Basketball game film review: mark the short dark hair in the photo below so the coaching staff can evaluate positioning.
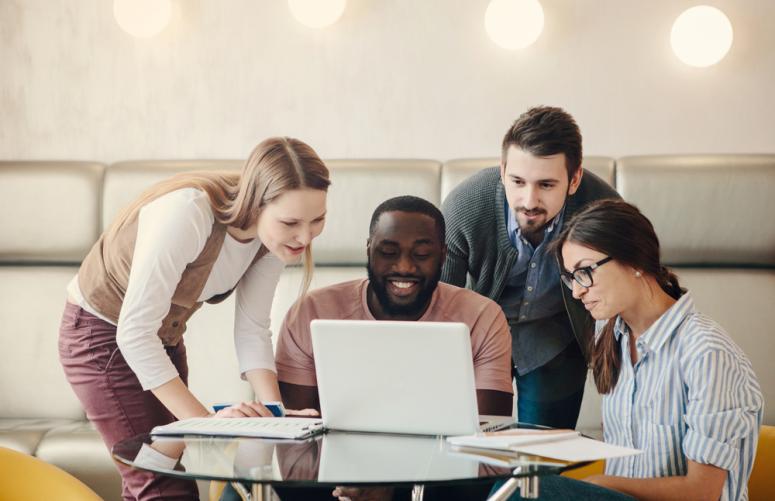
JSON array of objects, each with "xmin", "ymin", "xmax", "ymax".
[
  {"xmin": 501, "ymin": 106, "xmax": 583, "ymax": 179},
  {"xmin": 369, "ymin": 196, "xmax": 445, "ymax": 243}
]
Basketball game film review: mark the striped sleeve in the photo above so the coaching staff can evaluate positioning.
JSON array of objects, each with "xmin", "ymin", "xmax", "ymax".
[{"xmin": 682, "ymin": 343, "xmax": 763, "ymax": 472}]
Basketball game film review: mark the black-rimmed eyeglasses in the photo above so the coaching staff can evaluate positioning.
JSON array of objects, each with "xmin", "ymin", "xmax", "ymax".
[{"xmin": 560, "ymin": 256, "xmax": 613, "ymax": 290}]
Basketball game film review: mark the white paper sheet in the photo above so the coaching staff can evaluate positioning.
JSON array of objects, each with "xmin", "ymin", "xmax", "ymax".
[{"xmin": 517, "ymin": 436, "xmax": 641, "ymax": 462}]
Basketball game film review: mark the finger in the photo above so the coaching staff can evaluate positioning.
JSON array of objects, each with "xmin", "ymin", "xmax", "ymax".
[
  {"xmin": 217, "ymin": 407, "xmax": 249, "ymax": 418},
  {"xmin": 245, "ymin": 401, "xmax": 274, "ymax": 417},
  {"xmin": 232, "ymin": 402, "xmax": 261, "ymax": 418}
]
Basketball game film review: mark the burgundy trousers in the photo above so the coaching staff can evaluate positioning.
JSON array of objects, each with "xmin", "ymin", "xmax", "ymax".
[{"xmin": 58, "ymin": 302, "xmax": 199, "ymax": 501}]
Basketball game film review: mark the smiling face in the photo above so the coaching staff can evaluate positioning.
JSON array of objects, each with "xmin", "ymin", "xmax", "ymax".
[
  {"xmin": 255, "ymin": 188, "xmax": 327, "ymax": 264},
  {"xmin": 560, "ymin": 240, "xmax": 641, "ymax": 321},
  {"xmin": 366, "ymin": 211, "xmax": 446, "ymax": 320},
  {"xmin": 501, "ymin": 146, "xmax": 582, "ymax": 240}
]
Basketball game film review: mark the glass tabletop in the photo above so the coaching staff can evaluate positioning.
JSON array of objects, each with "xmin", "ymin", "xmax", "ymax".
[{"xmin": 112, "ymin": 422, "xmax": 588, "ymax": 488}]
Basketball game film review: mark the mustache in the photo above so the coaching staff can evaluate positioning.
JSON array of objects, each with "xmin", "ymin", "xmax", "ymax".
[
  {"xmin": 515, "ymin": 207, "xmax": 546, "ymax": 216},
  {"xmin": 385, "ymin": 275, "xmax": 422, "ymax": 282}
]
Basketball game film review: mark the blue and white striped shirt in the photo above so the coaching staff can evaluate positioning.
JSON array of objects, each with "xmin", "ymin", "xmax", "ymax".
[{"xmin": 600, "ymin": 292, "xmax": 763, "ymax": 501}]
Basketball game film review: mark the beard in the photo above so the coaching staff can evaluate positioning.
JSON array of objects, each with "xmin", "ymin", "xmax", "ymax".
[
  {"xmin": 367, "ymin": 261, "xmax": 441, "ymax": 318},
  {"xmin": 514, "ymin": 207, "xmax": 548, "ymax": 239}
]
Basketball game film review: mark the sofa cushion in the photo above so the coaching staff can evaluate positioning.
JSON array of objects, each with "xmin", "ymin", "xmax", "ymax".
[
  {"xmin": 0, "ymin": 418, "xmax": 77, "ymax": 455},
  {"xmin": 102, "ymin": 160, "xmax": 243, "ymax": 231},
  {"xmin": 616, "ymin": 155, "xmax": 775, "ymax": 265},
  {"xmin": 312, "ymin": 160, "xmax": 442, "ymax": 265},
  {"xmin": 0, "ymin": 267, "xmax": 85, "ymax": 420},
  {"xmin": 36, "ymin": 421, "xmax": 122, "ymax": 501},
  {"xmin": 0, "ymin": 162, "xmax": 104, "ymax": 263}
]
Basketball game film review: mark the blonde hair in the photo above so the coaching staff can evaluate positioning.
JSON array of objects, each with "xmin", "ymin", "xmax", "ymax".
[{"xmin": 109, "ymin": 136, "xmax": 330, "ymax": 296}]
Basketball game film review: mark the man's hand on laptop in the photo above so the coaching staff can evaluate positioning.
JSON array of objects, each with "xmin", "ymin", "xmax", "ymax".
[
  {"xmin": 332, "ymin": 486, "xmax": 393, "ymax": 501},
  {"xmin": 213, "ymin": 401, "xmax": 274, "ymax": 418}
]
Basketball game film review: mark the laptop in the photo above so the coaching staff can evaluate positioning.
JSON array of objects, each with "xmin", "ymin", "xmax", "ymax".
[
  {"xmin": 311, "ymin": 319, "xmax": 512, "ymax": 436},
  {"xmin": 318, "ymin": 432, "xmax": 478, "ymax": 482}
]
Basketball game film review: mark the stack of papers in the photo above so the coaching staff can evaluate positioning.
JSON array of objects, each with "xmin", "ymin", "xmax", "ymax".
[
  {"xmin": 151, "ymin": 417, "xmax": 325, "ymax": 440},
  {"xmin": 446, "ymin": 428, "xmax": 640, "ymax": 462}
]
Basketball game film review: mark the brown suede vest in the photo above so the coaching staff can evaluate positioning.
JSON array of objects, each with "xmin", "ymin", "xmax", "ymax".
[{"xmin": 78, "ymin": 208, "xmax": 267, "ymax": 346}]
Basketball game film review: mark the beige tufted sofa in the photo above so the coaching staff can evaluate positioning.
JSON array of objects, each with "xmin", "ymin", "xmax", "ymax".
[{"xmin": 1, "ymin": 156, "xmax": 773, "ymax": 500}]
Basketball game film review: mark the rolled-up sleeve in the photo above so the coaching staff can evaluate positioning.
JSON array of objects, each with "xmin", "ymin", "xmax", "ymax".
[{"xmin": 682, "ymin": 348, "xmax": 763, "ymax": 471}]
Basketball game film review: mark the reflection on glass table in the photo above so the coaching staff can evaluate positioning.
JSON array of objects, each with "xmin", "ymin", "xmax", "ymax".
[{"xmin": 112, "ymin": 423, "xmax": 588, "ymax": 500}]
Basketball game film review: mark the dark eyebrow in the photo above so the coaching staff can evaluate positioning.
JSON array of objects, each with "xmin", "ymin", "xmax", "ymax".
[
  {"xmin": 571, "ymin": 259, "xmax": 594, "ymax": 269},
  {"xmin": 508, "ymin": 175, "xmax": 560, "ymax": 184}
]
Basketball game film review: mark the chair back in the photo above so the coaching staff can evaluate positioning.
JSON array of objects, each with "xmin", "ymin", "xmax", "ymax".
[{"xmin": 0, "ymin": 446, "xmax": 103, "ymax": 501}]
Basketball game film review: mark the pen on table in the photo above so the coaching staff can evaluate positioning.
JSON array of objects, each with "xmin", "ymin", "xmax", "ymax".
[{"xmin": 212, "ymin": 401, "xmax": 286, "ymax": 417}]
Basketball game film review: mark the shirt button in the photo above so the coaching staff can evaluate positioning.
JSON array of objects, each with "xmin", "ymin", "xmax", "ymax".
[
  {"xmin": 530, "ymin": 263, "xmax": 537, "ymax": 268},
  {"xmin": 527, "ymin": 286, "xmax": 534, "ymax": 292}
]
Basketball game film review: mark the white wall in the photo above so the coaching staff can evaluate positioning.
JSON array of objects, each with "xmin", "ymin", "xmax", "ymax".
[{"xmin": 1, "ymin": 0, "xmax": 774, "ymax": 163}]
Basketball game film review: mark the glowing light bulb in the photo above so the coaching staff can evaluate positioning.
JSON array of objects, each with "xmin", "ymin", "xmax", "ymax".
[
  {"xmin": 113, "ymin": 0, "xmax": 172, "ymax": 38},
  {"xmin": 671, "ymin": 6, "xmax": 733, "ymax": 67},
  {"xmin": 288, "ymin": 0, "xmax": 346, "ymax": 29},
  {"xmin": 485, "ymin": 0, "xmax": 544, "ymax": 50}
]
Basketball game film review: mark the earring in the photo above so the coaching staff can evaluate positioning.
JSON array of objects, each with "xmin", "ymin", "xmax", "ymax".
[{"xmin": 635, "ymin": 271, "xmax": 642, "ymax": 277}]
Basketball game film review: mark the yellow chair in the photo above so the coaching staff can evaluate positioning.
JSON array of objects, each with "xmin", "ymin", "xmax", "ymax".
[
  {"xmin": 561, "ymin": 459, "xmax": 605, "ymax": 480},
  {"xmin": 750, "ymin": 425, "xmax": 775, "ymax": 501},
  {"xmin": 0, "ymin": 446, "xmax": 102, "ymax": 501}
]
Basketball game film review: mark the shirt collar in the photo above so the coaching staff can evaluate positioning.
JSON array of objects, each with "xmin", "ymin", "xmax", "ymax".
[{"xmin": 612, "ymin": 291, "xmax": 694, "ymax": 353}]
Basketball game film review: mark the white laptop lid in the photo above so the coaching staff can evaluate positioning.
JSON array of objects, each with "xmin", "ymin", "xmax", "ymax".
[{"xmin": 311, "ymin": 319, "xmax": 480, "ymax": 436}]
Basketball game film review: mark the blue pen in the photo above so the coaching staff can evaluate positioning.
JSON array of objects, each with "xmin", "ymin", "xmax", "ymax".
[{"xmin": 212, "ymin": 401, "xmax": 286, "ymax": 417}]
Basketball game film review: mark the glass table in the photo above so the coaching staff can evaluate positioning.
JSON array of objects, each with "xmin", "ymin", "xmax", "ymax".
[{"xmin": 112, "ymin": 423, "xmax": 588, "ymax": 500}]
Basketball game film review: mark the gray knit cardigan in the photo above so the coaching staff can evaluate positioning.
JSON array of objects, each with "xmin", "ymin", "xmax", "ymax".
[{"xmin": 440, "ymin": 166, "xmax": 620, "ymax": 361}]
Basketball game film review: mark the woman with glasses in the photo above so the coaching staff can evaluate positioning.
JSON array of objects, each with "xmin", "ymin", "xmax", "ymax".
[{"xmin": 494, "ymin": 199, "xmax": 762, "ymax": 500}]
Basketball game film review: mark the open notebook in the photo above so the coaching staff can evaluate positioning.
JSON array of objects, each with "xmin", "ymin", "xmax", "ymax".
[
  {"xmin": 151, "ymin": 417, "xmax": 325, "ymax": 440},
  {"xmin": 447, "ymin": 428, "xmax": 641, "ymax": 462}
]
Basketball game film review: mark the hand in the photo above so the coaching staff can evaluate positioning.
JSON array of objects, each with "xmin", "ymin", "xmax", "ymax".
[
  {"xmin": 213, "ymin": 401, "xmax": 274, "ymax": 418},
  {"xmin": 331, "ymin": 486, "xmax": 393, "ymax": 501},
  {"xmin": 285, "ymin": 408, "xmax": 320, "ymax": 417}
]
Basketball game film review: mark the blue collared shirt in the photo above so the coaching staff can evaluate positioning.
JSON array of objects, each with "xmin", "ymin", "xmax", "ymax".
[
  {"xmin": 498, "ymin": 202, "xmax": 572, "ymax": 375},
  {"xmin": 601, "ymin": 292, "xmax": 763, "ymax": 501}
]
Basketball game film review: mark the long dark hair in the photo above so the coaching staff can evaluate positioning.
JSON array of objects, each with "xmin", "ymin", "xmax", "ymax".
[{"xmin": 552, "ymin": 199, "xmax": 682, "ymax": 394}]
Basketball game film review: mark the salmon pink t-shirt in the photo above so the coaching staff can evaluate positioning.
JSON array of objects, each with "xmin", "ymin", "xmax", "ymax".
[{"xmin": 275, "ymin": 279, "xmax": 513, "ymax": 394}]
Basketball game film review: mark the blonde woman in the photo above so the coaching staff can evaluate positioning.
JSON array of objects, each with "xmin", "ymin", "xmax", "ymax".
[{"xmin": 59, "ymin": 137, "xmax": 330, "ymax": 499}]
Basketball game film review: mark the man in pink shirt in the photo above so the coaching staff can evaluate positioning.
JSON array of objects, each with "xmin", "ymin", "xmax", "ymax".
[{"xmin": 275, "ymin": 195, "xmax": 514, "ymax": 416}]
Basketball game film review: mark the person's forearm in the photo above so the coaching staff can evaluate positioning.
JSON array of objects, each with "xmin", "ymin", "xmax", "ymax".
[
  {"xmin": 245, "ymin": 368, "xmax": 282, "ymax": 402},
  {"xmin": 151, "ymin": 376, "xmax": 211, "ymax": 419},
  {"xmin": 587, "ymin": 474, "xmax": 720, "ymax": 501}
]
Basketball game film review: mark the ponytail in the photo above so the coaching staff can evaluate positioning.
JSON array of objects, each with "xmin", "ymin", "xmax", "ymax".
[{"xmin": 658, "ymin": 265, "xmax": 682, "ymax": 299}]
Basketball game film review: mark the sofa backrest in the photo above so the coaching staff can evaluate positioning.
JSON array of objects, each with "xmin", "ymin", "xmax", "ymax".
[
  {"xmin": 1, "ymin": 156, "xmax": 772, "ymax": 426},
  {"xmin": 0, "ymin": 162, "xmax": 104, "ymax": 419}
]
